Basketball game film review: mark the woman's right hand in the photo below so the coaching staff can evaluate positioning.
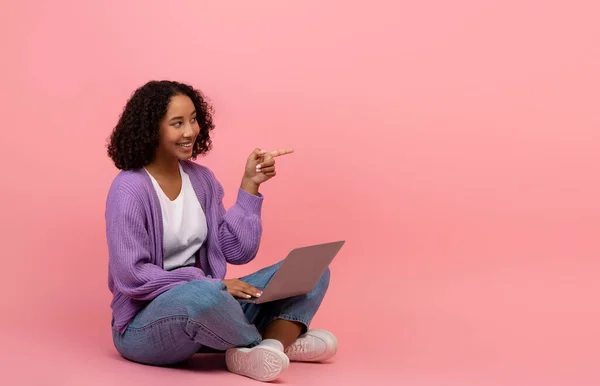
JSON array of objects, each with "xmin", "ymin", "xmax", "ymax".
[{"xmin": 221, "ymin": 278, "xmax": 263, "ymax": 299}]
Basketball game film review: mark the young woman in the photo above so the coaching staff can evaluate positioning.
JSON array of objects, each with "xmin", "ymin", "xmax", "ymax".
[{"xmin": 105, "ymin": 80, "xmax": 336, "ymax": 382}]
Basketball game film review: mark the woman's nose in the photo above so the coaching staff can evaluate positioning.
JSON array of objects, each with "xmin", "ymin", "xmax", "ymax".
[{"xmin": 183, "ymin": 123, "xmax": 194, "ymax": 137}]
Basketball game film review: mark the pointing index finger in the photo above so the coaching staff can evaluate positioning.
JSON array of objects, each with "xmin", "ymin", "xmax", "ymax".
[{"xmin": 269, "ymin": 148, "xmax": 294, "ymax": 158}]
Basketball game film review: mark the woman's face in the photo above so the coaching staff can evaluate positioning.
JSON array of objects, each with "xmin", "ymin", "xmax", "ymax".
[{"xmin": 155, "ymin": 94, "xmax": 200, "ymax": 162}]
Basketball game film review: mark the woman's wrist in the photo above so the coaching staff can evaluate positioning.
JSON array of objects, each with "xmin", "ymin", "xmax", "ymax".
[{"xmin": 240, "ymin": 177, "xmax": 260, "ymax": 196}]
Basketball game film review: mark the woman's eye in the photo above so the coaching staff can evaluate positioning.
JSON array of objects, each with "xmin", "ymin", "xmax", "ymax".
[
  {"xmin": 191, "ymin": 117, "xmax": 197, "ymax": 124},
  {"xmin": 173, "ymin": 122, "xmax": 182, "ymax": 127}
]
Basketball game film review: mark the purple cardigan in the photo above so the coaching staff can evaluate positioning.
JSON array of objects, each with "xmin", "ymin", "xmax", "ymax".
[{"xmin": 105, "ymin": 160, "xmax": 263, "ymax": 333}]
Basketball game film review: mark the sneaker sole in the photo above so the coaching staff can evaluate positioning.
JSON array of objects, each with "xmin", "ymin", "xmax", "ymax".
[{"xmin": 226, "ymin": 345, "xmax": 289, "ymax": 382}]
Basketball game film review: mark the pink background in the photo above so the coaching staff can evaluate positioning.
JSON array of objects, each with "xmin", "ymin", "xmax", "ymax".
[{"xmin": 1, "ymin": 1, "xmax": 599, "ymax": 385}]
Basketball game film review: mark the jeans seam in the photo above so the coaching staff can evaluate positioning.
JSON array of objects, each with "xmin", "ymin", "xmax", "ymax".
[
  {"xmin": 126, "ymin": 316, "xmax": 239, "ymax": 347},
  {"xmin": 273, "ymin": 313, "xmax": 311, "ymax": 328},
  {"xmin": 187, "ymin": 319, "xmax": 237, "ymax": 347},
  {"xmin": 125, "ymin": 316, "xmax": 188, "ymax": 332}
]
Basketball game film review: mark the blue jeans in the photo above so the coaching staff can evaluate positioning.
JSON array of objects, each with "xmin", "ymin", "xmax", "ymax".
[{"xmin": 112, "ymin": 260, "xmax": 330, "ymax": 366}]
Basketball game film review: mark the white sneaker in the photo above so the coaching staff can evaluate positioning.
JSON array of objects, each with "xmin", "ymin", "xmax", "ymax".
[
  {"xmin": 225, "ymin": 343, "xmax": 290, "ymax": 382},
  {"xmin": 285, "ymin": 329, "xmax": 338, "ymax": 362}
]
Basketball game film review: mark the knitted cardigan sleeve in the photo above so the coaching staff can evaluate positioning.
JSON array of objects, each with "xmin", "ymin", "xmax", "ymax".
[
  {"xmin": 106, "ymin": 189, "xmax": 219, "ymax": 301},
  {"xmin": 205, "ymin": 168, "xmax": 264, "ymax": 265}
]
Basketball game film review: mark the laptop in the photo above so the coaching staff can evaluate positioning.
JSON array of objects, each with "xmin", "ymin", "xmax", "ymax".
[{"xmin": 238, "ymin": 240, "xmax": 345, "ymax": 304}]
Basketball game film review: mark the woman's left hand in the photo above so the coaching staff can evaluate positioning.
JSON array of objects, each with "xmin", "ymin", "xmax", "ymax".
[{"xmin": 242, "ymin": 148, "xmax": 294, "ymax": 188}]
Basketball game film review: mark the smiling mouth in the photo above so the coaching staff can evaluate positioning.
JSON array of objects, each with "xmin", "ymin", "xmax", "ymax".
[{"xmin": 177, "ymin": 143, "xmax": 192, "ymax": 148}]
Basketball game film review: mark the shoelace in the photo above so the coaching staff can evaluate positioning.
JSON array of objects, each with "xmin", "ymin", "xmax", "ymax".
[{"xmin": 287, "ymin": 337, "xmax": 310, "ymax": 354}]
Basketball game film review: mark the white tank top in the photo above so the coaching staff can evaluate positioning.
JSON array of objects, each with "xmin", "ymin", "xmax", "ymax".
[{"xmin": 145, "ymin": 163, "xmax": 208, "ymax": 271}]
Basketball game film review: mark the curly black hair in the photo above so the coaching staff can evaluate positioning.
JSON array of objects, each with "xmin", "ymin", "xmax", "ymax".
[{"xmin": 107, "ymin": 80, "xmax": 215, "ymax": 170}]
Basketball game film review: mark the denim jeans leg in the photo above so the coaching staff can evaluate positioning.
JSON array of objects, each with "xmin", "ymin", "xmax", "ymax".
[
  {"xmin": 112, "ymin": 280, "xmax": 262, "ymax": 366},
  {"xmin": 238, "ymin": 260, "xmax": 331, "ymax": 334}
]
